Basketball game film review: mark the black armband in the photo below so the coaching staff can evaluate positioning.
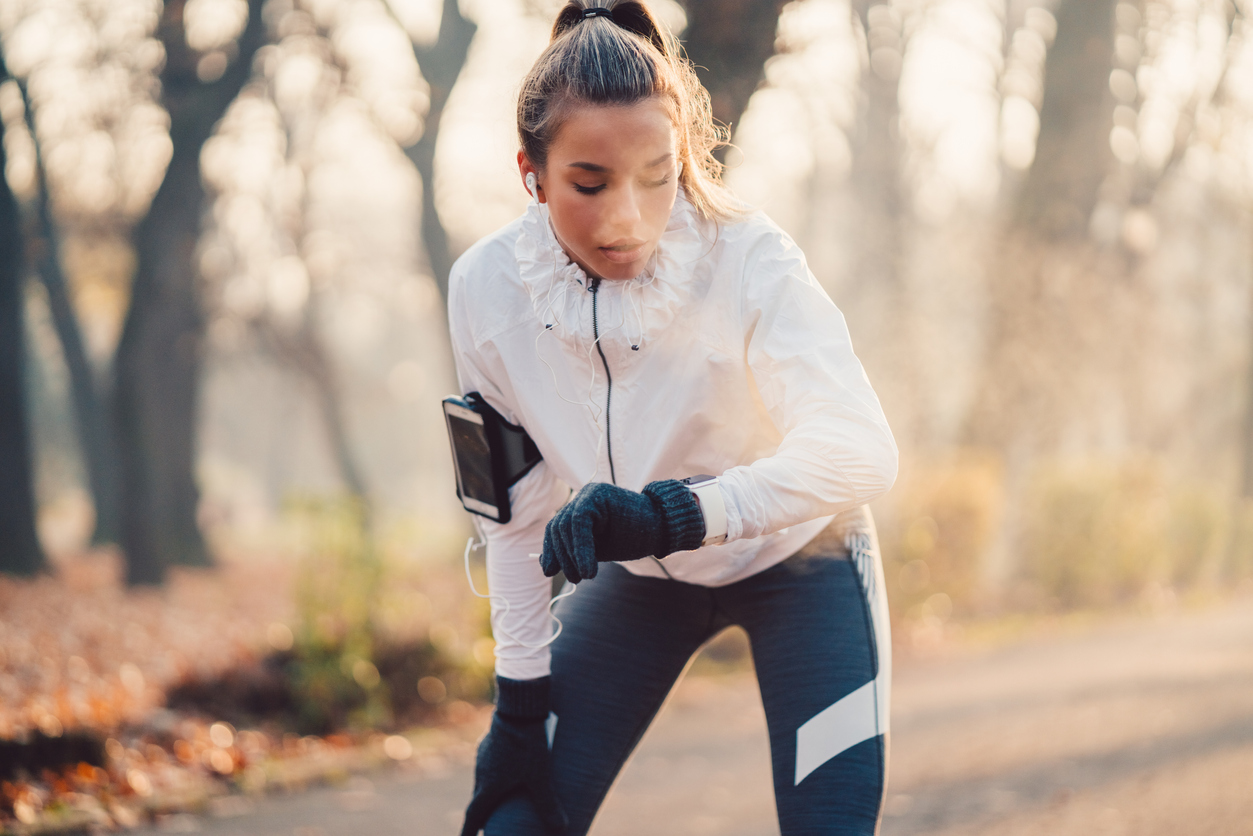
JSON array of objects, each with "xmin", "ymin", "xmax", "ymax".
[{"xmin": 442, "ymin": 392, "xmax": 542, "ymax": 524}]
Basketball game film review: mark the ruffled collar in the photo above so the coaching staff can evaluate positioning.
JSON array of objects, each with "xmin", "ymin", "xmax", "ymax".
[{"xmin": 514, "ymin": 189, "xmax": 710, "ymax": 351}]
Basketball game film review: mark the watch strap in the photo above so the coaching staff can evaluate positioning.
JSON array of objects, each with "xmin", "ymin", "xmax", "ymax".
[{"xmin": 681, "ymin": 475, "xmax": 728, "ymax": 546}]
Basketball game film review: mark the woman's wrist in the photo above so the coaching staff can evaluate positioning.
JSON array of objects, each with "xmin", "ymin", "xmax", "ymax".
[
  {"xmin": 495, "ymin": 674, "xmax": 551, "ymax": 721},
  {"xmin": 642, "ymin": 480, "xmax": 706, "ymax": 555}
]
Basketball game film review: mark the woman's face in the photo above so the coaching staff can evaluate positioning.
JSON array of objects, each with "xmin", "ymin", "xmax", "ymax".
[{"xmin": 519, "ymin": 97, "xmax": 680, "ymax": 282}]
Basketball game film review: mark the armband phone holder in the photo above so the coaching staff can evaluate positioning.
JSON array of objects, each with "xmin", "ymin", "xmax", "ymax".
[{"xmin": 442, "ymin": 393, "xmax": 542, "ymax": 523}]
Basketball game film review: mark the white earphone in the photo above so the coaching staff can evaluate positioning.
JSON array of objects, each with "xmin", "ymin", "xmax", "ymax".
[{"xmin": 463, "ymin": 526, "xmax": 576, "ymax": 650}]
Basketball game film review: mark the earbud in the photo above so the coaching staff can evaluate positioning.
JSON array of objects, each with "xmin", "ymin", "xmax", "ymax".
[
  {"xmin": 525, "ymin": 172, "xmax": 538, "ymax": 202},
  {"xmin": 677, "ymin": 160, "xmax": 684, "ymax": 177}
]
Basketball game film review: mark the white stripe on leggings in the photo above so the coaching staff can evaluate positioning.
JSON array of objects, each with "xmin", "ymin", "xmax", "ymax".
[
  {"xmin": 794, "ymin": 673, "xmax": 885, "ymax": 785},
  {"xmin": 795, "ymin": 511, "xmax": 892, "ymax": 786}
]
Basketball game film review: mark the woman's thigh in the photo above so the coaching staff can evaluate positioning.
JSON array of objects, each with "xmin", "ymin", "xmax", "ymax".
[
  {"xmin": 720, "ymin": 508, "xmax": 892, "ymax": 835},
  {"xmin": 485, "ymin": 564, "xmax": 717, "ymax": 836}
]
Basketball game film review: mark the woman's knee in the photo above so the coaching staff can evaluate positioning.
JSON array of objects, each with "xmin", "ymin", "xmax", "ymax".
[{"xmin": 776, "ymin": 734, "xmax": 886, "ymax": 835}]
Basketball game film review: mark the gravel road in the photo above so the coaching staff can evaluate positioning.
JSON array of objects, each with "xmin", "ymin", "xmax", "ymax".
[{"xmin": 143, "ymin": 596, "xmax": 1253, "ymax": 835}]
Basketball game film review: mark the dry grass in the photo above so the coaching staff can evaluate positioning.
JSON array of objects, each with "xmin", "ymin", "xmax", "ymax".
[
  {"xmin": 0, "ymin": 543, "xmax": 491, "ymax": 832},
  {"xmin": 0, "ymin": 549, "xmax": 294, "ymax": 742}
]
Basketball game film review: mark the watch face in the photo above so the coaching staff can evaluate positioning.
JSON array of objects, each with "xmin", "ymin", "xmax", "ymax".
[{"xmin": 682, "ymin": 474, "xmax": 717, "ymax": 486}]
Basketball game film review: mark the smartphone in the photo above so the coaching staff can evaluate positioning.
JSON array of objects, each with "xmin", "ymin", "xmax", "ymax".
[{"xmin": 443, "ymin": 398, "xmax": 511, "ymax": 522}]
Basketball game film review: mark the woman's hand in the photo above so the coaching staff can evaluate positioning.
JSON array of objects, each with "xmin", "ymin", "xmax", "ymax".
[
  {"xmin": 461, "ymin": 676, "xmax": 566, "ymax": 835},
  {"xmin": 540, "ymin": 480, "xmax": 705, "ymax": 582}
]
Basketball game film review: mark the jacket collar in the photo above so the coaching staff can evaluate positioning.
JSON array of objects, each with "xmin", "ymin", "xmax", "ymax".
[{"xmin": 514, "ymin": 189, "xmax": 710, "ymax": 350}]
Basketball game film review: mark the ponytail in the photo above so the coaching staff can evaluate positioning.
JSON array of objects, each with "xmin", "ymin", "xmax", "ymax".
[
  {"xmin": 518, "ymin": 0, "xmax": 742, "ymax": 223},
  {"xmin": 551, "ymin": 2, "xmax": 670, "ymax": 55}
]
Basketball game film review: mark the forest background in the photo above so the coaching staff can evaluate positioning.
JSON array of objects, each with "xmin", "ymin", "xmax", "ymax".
[{"xmin": 2, "ymin": 0, "xmax": 1253, "ymax": 815}]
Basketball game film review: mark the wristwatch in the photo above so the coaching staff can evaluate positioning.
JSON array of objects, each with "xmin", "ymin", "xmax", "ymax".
[{"xmin": 680, "ymin": 475, "xmax": 728, "ymax": 546}]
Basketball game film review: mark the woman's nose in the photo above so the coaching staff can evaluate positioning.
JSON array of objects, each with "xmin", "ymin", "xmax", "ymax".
[{"xmin": 606, "ymin": 185, "xmax": 642, "ymax": 230}]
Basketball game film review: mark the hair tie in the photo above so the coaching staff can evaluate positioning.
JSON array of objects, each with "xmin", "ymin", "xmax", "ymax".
[{"xmin": 581, "ymin": 7, "xmax": 614, "ymax": 20}]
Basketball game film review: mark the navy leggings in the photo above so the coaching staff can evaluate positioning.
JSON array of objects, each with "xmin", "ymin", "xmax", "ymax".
[{"xmin": 484, "ymin": 507, "xmax": 892, "ymax": 835}]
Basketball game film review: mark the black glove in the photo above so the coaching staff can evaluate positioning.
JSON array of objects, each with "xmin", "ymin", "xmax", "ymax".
[
  {"xmin": 540, "ymin": 480, "xmax": 705, "ymax": 583},
  {"xmin": 460, "ymin": 676, "xmax": 566, "ymax": 836}
]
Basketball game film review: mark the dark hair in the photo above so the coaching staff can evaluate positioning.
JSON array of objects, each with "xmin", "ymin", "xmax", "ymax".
[{"xmin": 517, "ymin": 0, "xmax": 741, "ymax": 222}]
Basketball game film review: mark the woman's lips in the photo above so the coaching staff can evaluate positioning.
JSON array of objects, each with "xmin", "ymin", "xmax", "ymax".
[{"xmin": 599, "ymin": 243, "xmax": 646, "ymax": 264}]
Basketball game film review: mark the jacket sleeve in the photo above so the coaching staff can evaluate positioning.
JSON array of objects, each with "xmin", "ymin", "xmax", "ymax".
[
  {"xmin": 448, "ymin": 267, "xmax": 568, "ymax": 681},
  {"xmin": 716, "ymin": 231, "xmax": 898, "ymax": 542}
]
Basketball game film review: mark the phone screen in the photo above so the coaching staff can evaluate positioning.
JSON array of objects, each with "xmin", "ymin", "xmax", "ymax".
[{"xmin": 447, "ymin": 413, "xmax": 497, "ymax": 512}]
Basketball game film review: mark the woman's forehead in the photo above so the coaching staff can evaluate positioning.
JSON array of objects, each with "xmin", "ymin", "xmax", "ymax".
[{"xmin": 549, "ymin": 99, "xmax": 677, "ymax": 171}]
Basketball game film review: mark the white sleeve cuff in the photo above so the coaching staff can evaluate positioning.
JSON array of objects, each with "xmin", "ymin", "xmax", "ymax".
[
  {"xmin": 717, "ymin": 477, "xmax": 745, "ymax": 543},
  {"xmin": 687, "ymin": 480, "xmax": 729, "ymax": 545}
]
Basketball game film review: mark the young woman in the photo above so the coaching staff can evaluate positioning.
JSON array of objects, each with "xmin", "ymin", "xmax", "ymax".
[{"xmin": 449, "ymin": 2, "xmax": 897, "ymax": 833}]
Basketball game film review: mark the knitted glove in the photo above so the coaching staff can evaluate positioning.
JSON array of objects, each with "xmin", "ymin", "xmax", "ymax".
[
  {"xmin": 460, "ymin": 676, "xmax": 566, "ymax": 836},
  {"xmin": 540, "ymin": 480, "xmax": 705, "ymax": 583}
]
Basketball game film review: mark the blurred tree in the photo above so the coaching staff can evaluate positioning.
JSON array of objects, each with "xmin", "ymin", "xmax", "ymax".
[
  {"xmin": 966, "ymin": 0, "xmax": 1119, "ymax": 452},
  {"xmin": 204, "ymin": 0, "xmax": 479, "ymax": 517},
  {"xmin": 114, "ymin": 0, "xmax": 267, "ymax": 584},
  {"xmin": 954, "ymin": 0, "xmax": 1120, "ymax": 592},
  {"xmin": 1013, "ymin": 0, "xmax": 1118, "ymax": 239},
  {"xmin": 845, "ymin": 1, "xmax": 911, "ymax": 434},
  {"xmin": 255, "ymin": 3, "xmax": 373, "ymax": 506},
  {"xmin": 15, "ymin": 79, "xmax": 121, "ymax": 546},
  {"xmin": 259, "ymin": 320, "xmax": 370, "ymax": 501},
  {"xmin": 1244, "ymin": 321, "xmax": 1253, "ymax": 497},
  {"xmin": 0, "ymin": 51, "xmax": 48, "ymax": 576},
  {"xmin": 847, "ymin": 0, "xmax": 904, "ymax": 287},
  {"xmin": 390, "ymin": 0, "xmax": 476, "ymax": 301},
  {"xmin": 679, "ymin": 0, "xmax": 789, "ymax": 159}
]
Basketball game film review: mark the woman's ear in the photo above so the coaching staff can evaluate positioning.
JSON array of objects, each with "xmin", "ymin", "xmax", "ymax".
[{"xmin": 517, "ymin": 151, "xmax": 545, "ymax": 204}]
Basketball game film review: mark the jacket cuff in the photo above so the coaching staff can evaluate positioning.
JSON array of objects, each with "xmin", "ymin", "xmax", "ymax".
[
  {"xmin": 495, "ymin": 675, "xmax": 551, "ymax": 721},
  {"xmin": 643, "ymin": 479, "xmax": 706, "ymax": 556}
]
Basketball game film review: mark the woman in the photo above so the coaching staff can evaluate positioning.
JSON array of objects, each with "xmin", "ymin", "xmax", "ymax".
[{"xmin": 450, "ymin": 2, "xmax": 898, "ymax": 833}]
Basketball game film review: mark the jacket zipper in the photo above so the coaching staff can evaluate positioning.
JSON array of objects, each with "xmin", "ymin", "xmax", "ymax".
[
  {"xmin": 590, "ymin": 278, "xmax": 675, "ymax": 579},
  {"xmin": 589, "ymin": 278, "xmax": 617, "ymax": 485}
]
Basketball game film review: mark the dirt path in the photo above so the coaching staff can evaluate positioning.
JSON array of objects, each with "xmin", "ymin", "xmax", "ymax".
[{"xmin": 143, "ymin": 597, "xmax": 1253, "ymax": 835}]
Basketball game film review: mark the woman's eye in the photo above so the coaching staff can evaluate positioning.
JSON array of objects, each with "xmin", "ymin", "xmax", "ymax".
[
  {"xmin": 573, "ymin": 183, "xmax": 606, "ymax": 195},
  {"xmin": 647, "ymin": 176, "xmax": 672, "ymax": 188}
]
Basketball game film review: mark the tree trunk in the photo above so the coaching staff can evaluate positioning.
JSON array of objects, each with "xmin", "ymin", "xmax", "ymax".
[
  {"xmin": 17, "ymin": 81, "xmax": 121, "ymax": 545},
  {"xmin": 256, "ymin": 321, "xmax": 368, "ymax": 503},
  {"xmin": 113, "ymin": 0, "xmax": 266, "ymax": 584},
  {"xmin": 258, "ymin": 1, "xmax": 376, "ymax": 508},
  {"xmin": 1242, "ymin": 266, "xmax": 1253, "ymax": 498},
  {"xmin": 844, "ymin": 1, "xmax": 912, "ymax": 437},
  {"xmin": 0, "ymin": 54, "xmax": 47, "ymax": 576},
  {"xmin": 1013, "ymin": 0, "xmax": 1118, "ymax": 240},
  {"xmin": 403, "ymin": 0, "xmax": 477, "ymax": 302},
  {"xmin": 679, "ymin": 0, "xmax": 789, "ymax": 159},
  {"xmin": 847, "ymin": 0, "xmax": 904, "ymax": 292},
  {"xmin": 965, "ymin": 0, "xmax": 1118, "ymax": 450}
]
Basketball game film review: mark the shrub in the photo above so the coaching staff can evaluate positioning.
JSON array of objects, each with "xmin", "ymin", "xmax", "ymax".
[
  {"xmin": 1019, "ymin": 458, "xmax": 1241, "ymax": 609},
  {"xmin": 878, "ymin": 451, "xmax": 1004, "ymax": 621},
  {"xmin": 1020, "ymin": 458, "xmax": 1171, "ymax": 608},
  {"xmin": 280, "ymin": 497, "xmax": 490, "ymax": 734},
  {"xmin": 1166, "ymin": 485, "xmax": 1227, "ymax": 588},
  {"xmin": 883, "ymin": 452, "xmax": 1248, "ymax": 621},
  {"xmin": 1223, "ymin": 498, "xmax": 1253, "ymax": 583},
  {"xmin": 285, "ymin": 497, "xmax": 391, "ymax": 732}
]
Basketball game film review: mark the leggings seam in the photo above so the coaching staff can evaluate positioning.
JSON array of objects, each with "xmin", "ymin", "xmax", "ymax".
[{"xmin": 846, "ymin": 542, "xmax": 886, "ymax": 825}]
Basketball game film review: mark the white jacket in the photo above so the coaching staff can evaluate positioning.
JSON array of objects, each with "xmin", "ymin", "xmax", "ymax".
[{"xmin": 448, "ymin": 192, "xmax": 898, "ymax": 680}]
